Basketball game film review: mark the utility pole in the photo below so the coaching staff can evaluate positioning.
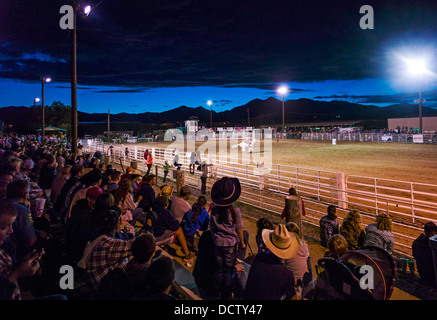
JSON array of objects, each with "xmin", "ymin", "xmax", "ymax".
[
  {"xmin": 71, "ymin": 0, "xmax": 78, "ymax": 155},
  {"xmin": 107, "ymin": 109, "xmax": 110, "ymax": 141}
]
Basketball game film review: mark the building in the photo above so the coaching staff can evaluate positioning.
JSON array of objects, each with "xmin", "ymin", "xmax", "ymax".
[{"xmin": 387, "ymin": 117, "xmax": 437, "ymax": 132}]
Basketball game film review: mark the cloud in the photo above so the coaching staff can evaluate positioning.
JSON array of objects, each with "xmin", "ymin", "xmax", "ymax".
[
  {"xmin": 93, "ymin": 88, "xmax": 148, "ymax": 94},
  {"xmin": 1, "ymin": 0, "xmax": 437, "ymax": 92},
  {"xmin": 313, "ymin": 90, "xmax": 437, "ymax": 106}
]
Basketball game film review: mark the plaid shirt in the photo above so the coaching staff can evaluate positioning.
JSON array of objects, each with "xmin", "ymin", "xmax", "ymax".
[
  {"xmin": 0, "ymin": 249, "xmax": 21, "ymax": 300},
  {"xmin": 86, "ymin": 236, "xmax": 134, "ymax": 290}
]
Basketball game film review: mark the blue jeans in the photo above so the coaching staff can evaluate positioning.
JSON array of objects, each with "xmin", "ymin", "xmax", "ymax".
[{"xmin": 214, "ymin": 244, "xmax": 237, "ymax": 300}]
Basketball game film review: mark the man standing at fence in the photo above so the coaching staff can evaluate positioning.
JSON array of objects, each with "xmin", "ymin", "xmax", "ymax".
[
  {"xmin": 146, "ymin": 151, "xmax": 153, "ymax": 175},
  {"xmin": 200, "ymin": 161, "xmax": 212, "ymax": 195},
  {"xmin": 281, "ymin": 187, "xmax": 306, "ymax": 239}
]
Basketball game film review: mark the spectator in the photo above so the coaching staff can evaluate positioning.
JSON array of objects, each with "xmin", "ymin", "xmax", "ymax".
[
  {"xmin": 137, "ymin": 174, "xmax": 156, "ymax": 212},
  {"xmin": 65, "ymin": 188, "xmax": 105, "ymax": 265},
  {"xmin": 162, "ymin": 160, "xmax": 170, "ymax": 183},
  {"xmin": 38, "ymin": 155, "xmax": 57, "ymax": 199},
  {"xmin": 193, "ymin": 230, "xmax": 219, "ymax": 300},
  {"xmin": 83, "ymin": 209, "xmax": 135, "ymax": 292},
  {"xmin": 65, "ymin": 169, "xmax": 102, "ymax": 223},
  {"xmin": 146, "ymin": 152, "xmax": 153, "ymax": 176},
  {"xmin": 97, "ymin": 232, "xmax": 157, "ymax": 299},
  {"xmin": 101, "ymin": 170, "xmax": 120, "ymax": 194},
  {"xmin": 324, "ymin": 234, "xmax": 349, "ymax": 259},
  {"xmin": 412, "ymin": 222, "xmax": 437, "ymax": 286},
  {"xmin": 3, "ymin": 180, "xmax": 38, "ymax": 265},
  {"xmin": 119, "ymin": 166, "xmax": 134, "ymax": 182},
  {"xmin": 134, "ymin": 256, "xmax": 177, "ymax": 300},
  {"xmin": 0, "ymin": 199, "xmax": 44, "ymax": 300},
  {"xmin": 340, "ymin": 210, "xmax": 366, "ymax": 250},
  {"xmin": 200, "ymin": 161, "xmax": 212, "ymax": 195},
  {"xmin": 70, "ymin": 187, "xmax": 103, "ymax": 219},
  {"xmin": 159, "ymin": 185, "xmax": 174, "ymax": 210},
  {"xmin": 364, "ymin": 213, "xmax": 395, "ymax": 254},
  {"xmin": 0, "ymin": 169, "xmax": 13, "ymax": 200},
  {"xmin": 130, "ymin": 170, "xmax": 142, "ymax": 195},
  {"xmin": 170, "ymin": 185, "xmax": 192, "ymax": 224},
  {"xmin": 284, "ymin": 222, "xmax": 312, "ymax": 285},
  {"xmin": 14, "ymin": 157, "xmax": 34, "ymax": 182},
  {"xmin": 82, "ymin": 154, "xmax": 91, "ymax": 168},
  {"xmin": 281, "ymin": 187, "xmax": 305, "ymax": 238},
  {"xmin": 50, "ymin": 164, "xmax": 71, "ymax": 206},
  {"xmin": 53, "ymin": 164, "xmax": 83, "ymax": 221},
  {"xmin": 181, "ymin": 195, "xmax": 209, "ymax": 251},
  {"xmin": 114, "ymin": 179, "xmax": 146, "ymax": 229},
  {"xmin": 3, "ymin": 156, "xmax": 22, "ymax": 178},
  {"xmin": 189, "ymin": 152, "xmax": 195, "ymax": 174},
  {"xmin": 255, "ymin": 217, "xmax": 274, "ymax": 254},
  {"xmin": 319, "ymin": 205, "xmax": 340, "ymax": 247},
  {"xmin": 243, "ymin": 224, "xmax": 301, "ymax": 300},
  {"xmin": 209, "ymin": 177, "xmax": 246, "ymax": 300},
  {"xmin": 151, "ymin": 195, "xmax": 194, "ymax": 262}
]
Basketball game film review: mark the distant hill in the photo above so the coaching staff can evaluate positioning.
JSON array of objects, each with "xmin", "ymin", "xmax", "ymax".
[{"xmin": 1, "ymin": 98, "xmax": 437, "ymax": 135}]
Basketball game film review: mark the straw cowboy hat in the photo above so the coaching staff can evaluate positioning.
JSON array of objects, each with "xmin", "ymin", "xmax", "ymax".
[
  {"xmin": 211, "ymin": 177, "xmax": 241, "ymax": 207},
  {"xmin": 262, "ymin": 224, "xmax": 300, "ymax": 259}
]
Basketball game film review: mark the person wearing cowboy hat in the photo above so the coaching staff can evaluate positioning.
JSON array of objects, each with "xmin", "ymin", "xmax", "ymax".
[
  {"xmin": 209, "ymin": 177, "xmax": 246, "ymax": 300},
  {"xmin": 243, "ymin": 224, "xmax": 302, "ymax": 300}
]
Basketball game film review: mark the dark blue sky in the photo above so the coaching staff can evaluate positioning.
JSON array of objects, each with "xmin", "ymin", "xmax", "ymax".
[{"xmin": 1, "ymin": 0, "xmax": 437, "ymax": 114}]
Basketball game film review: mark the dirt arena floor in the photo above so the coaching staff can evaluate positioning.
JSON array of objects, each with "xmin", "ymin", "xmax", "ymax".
[{"xmin": 134, "ymin": 138, "xmax": 437, "ymax": 185}]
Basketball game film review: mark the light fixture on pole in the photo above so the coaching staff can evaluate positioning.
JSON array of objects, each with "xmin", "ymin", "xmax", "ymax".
[
  {"xmin": 207, "ymin": 100, "xmax": 213, "ymax": 128},
  {"xmin": 404, "ymin": 57, "xmax": 430, "ymax": 134},
  {"xmin": 41, "ymin": 76, "xmax": 52, "ymax": 140},
  {"xmin": 277, "ymin": 85, "xmax": 289, "ymax": 132},
  {"xmin": 34, "ymin": 98, "xmax": 40, "ymax": 108},
  {"xmin": 71, "ymin": 2, "xmax": 92, "ymax": 155}
]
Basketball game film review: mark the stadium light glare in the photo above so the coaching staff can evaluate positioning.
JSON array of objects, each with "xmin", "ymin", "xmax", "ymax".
[
  {"xmin": 84, "ymin": 5, "xmax": 92, "ymax": 16},
  {"xmin": 277, "ymin": 85, "xmax": 289, "ymax": 132},
  {"xmin": 207, "ymin": 100, "xmax": 213, "ymax": 127},
  {"xmin": 277, "ymin": 86, "xmax": 288, "ymax": 95},
  {"xmin": 404, "ymin": 57, "xmax": 428, "ymax": 78}
]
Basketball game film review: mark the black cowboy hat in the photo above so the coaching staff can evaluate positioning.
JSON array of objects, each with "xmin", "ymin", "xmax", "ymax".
[{"xmin": 210, "ymin": 177, "xmax": 241, "ymax": 207}]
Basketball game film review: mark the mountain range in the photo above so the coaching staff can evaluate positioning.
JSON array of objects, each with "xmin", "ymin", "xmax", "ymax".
[{"xmin": 1, "ymin": 97, "xmax": 437, "ymax": 136}]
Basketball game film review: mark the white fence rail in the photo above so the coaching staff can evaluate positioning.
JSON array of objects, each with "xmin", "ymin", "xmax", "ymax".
[{"xmin": 301, "ymin": 132, "xmax": 437, "ymax": 144}]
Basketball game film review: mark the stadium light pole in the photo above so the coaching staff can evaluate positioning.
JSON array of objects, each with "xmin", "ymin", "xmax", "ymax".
[
  {"xmin": 277, "ymin": 85, "xmax": 288, "ymax": 132},
  {"xmin": 71, "ymin": 2, "xmax": 92, "ymax": 156},
  {"xmin": 404, "ymin": 58, "xmax": 429, "ymax": 134},
  {"xmin": 41, "ymin": 76, "xmax": 52, "ymax": 140},
  {"xmin": 207, "ymin": 100, "xmax": 213, "ymax": 128},
  {"xmin": 34, "ymin": 97, "xmax": 40, "ymax": 108}
]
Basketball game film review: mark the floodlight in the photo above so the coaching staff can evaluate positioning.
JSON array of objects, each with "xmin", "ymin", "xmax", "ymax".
[
  {"xmin": 277, "ymin": 86, "xmax": 288, "ymax": 95},
  {"xmin": 84, "ymin": 5, "xmax": 92, "ymax": 16}
]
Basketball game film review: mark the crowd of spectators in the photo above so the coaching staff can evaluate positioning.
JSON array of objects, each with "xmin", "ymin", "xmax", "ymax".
[{"xmin": 0, "ymin": 133, "xmax": 436, "ymax": 301}]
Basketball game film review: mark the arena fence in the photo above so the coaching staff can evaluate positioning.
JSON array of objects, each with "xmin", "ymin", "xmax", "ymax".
[
  {"xmin": 301, "ymin": 132, "xmax": 437, "ymax": 144},
  {"xmin": 80, "ymin": 139, "xmax": 437, "ymax": 258}
]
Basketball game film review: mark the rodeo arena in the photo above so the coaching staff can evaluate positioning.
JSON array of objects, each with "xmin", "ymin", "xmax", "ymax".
[{"xmin": 2, "ymin": 115, "xmax": 437, "ymax": 303}]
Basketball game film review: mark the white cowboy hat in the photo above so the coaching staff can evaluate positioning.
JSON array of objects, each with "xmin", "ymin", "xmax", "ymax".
[{"xmin": 262, "ymin": 224, "xmax": 300, "ymax": 259}]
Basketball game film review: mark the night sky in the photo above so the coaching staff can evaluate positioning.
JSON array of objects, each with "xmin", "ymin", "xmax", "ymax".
[{"xmin": 1, "ymin": 0, "xmax": 437, "ymax": 114}]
